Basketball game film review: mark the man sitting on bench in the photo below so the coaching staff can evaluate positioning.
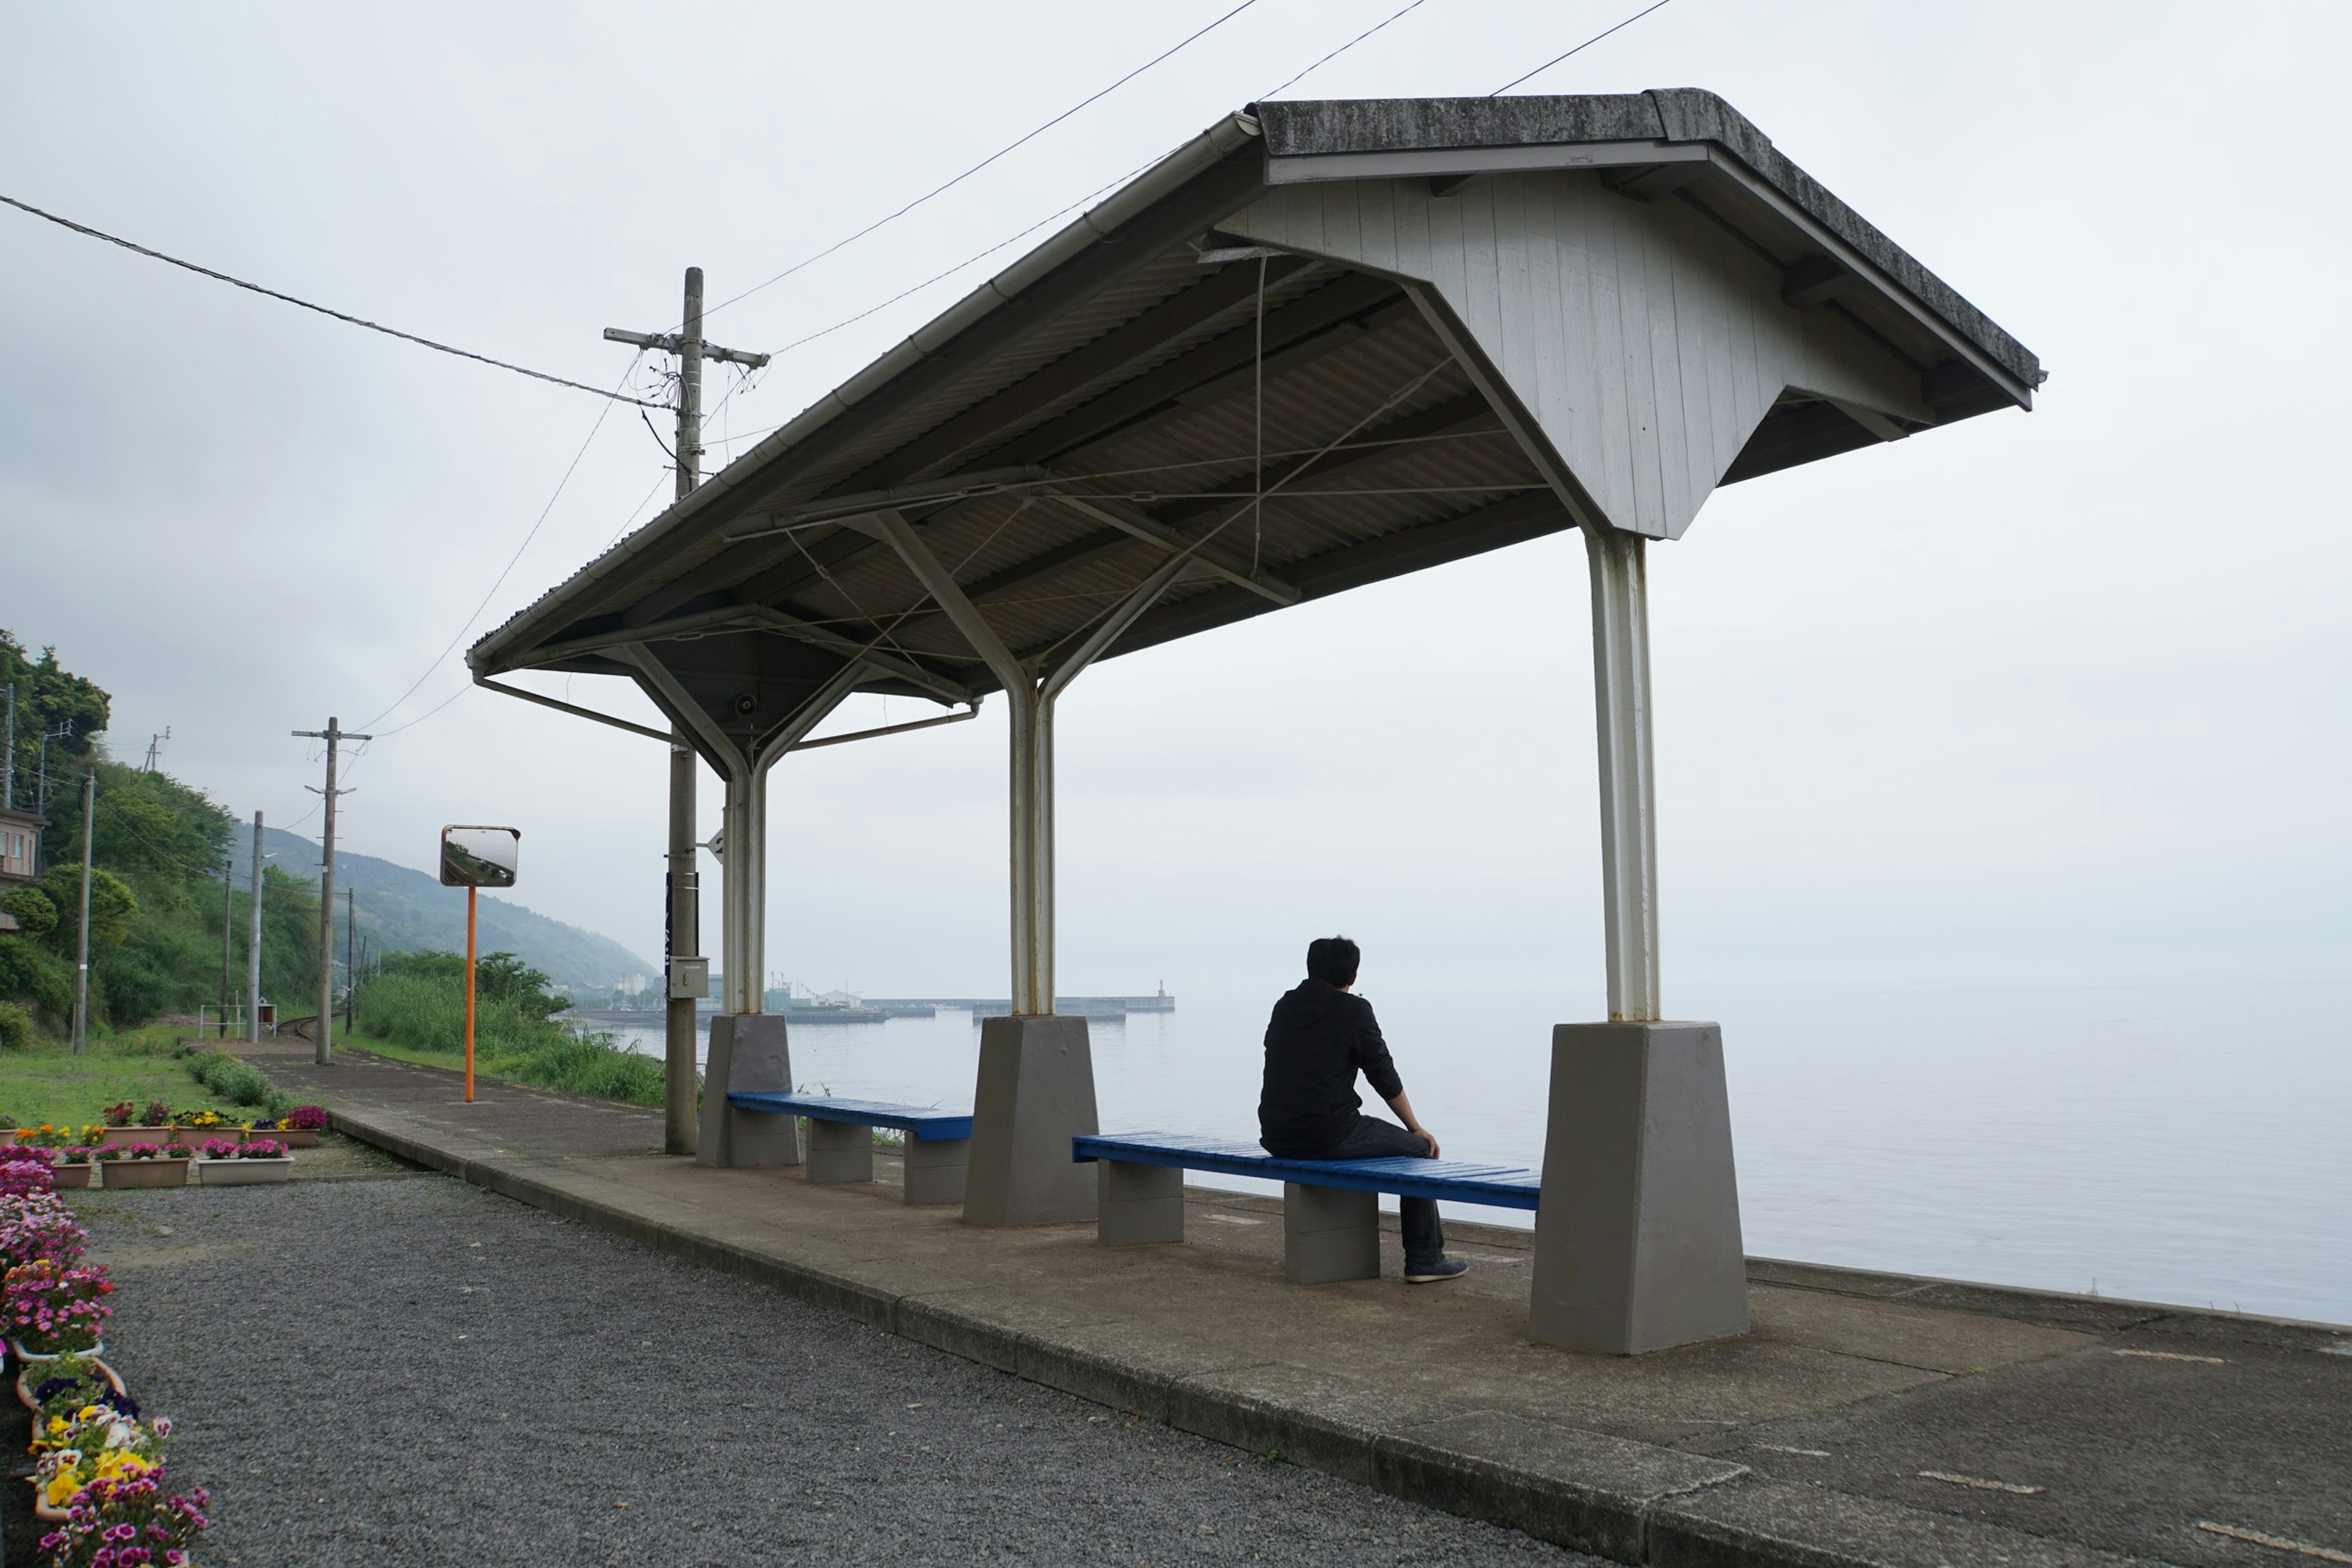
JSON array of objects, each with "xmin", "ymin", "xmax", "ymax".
[{"xmin": 1259, "ymin": 936, "xmax": 1467, "ymax": 1284}]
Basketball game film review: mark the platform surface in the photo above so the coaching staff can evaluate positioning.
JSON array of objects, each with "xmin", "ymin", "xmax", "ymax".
[{"xmin": 245, "ymin": 1042, "xmax": 2352, "ymax": 1568}]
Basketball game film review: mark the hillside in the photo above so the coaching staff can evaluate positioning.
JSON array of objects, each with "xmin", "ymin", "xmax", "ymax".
[{"xmin": 232, "ymin": 823, "xmax": 656, "ymax": 993}]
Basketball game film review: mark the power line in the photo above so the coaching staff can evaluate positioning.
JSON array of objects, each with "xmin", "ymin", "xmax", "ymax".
[
  {"xmin": 699, "ymin": 0, "xmax": 1267, "ymax": 325},
  {"xmin": 355, "ymin": 351, "xmax": 644, "ymax": 732},
  {"xmin": 723, "ymin": 0, "xmax": 1456, "ymax": 368},
  {"xmin": 1257, "ymin": 0, "xmax": 1435, "ymax": 101},
  {"xmin": 1491, "ymin": 0, "xmax": 1676, "ymax": 95},
  {"xmin": 0, "ymin": 192, "xmax": 668, "ymax": 410}
]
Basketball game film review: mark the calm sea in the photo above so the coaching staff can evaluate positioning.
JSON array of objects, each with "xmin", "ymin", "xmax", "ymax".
[{"xmin": 593, "ymin": 964, "xmax": 2352, "ymax": 1327}]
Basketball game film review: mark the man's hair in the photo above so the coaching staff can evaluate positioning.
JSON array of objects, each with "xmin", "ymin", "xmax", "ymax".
[{"xmin": 1305, "ymin": 936, "xmax": 1360, "ymax": 986}]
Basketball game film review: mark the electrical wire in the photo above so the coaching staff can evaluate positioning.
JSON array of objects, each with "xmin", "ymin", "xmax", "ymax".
[
  {"xmin": 1257, "ymin": 0, "xmax": 1435, "ymax": 100},
  {"xmin": 0, "ymin": 192, "xmax": 667, "ymax": 410},
  {"xmin": 1491, "ymin": 0, "xmax": 1676, "ymax": 95},
  {"xmin": 699, "ymin": 0, "xmax": 1267, "ymax": 325},
  {"xmin": 355, "ymin": 350, "xmax": 644, "ymax": 733}
]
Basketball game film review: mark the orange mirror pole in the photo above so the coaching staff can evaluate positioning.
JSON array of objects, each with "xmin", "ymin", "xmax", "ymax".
[{"xmin": 463, "ymin": 884, "xmax": 478, "ymax": 1103}]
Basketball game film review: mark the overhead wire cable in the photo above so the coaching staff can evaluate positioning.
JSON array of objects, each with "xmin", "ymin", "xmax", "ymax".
[
  {"xmin": 1490, "ymin": 0, "xmax": 1676, "ymax": 94},
  {"xmin": 699, "ymin": 0, "xmax": 1267, "ymax": 325},
  {"xmin": 1256, "ymin": 0, "xmax": 1436, "ymax": 100},
  {"xmin": 356, "ymin": 350, "xmax": 645, "ymax": 733},
  {"xmin": 0, "ymin": 193, "xmax": 667, "ymax": 409}
]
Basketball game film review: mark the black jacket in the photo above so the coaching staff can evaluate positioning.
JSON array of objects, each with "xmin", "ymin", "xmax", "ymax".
[{"xmin": 1257, "ymin": 978, "xmax": 1406, "ymax": 1157}]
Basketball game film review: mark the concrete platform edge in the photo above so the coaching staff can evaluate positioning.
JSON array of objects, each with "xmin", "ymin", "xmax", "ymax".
[{"xmin": 322, "ymin": 1106, "xmax": 2174, "ymax": 1568}]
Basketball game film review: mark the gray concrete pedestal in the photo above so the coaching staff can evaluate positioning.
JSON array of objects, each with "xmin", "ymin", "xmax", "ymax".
[
  {"xmin": 1097, "ymin": 1160, "xmax": 1183, "ymax": 1245},
  {"xmin": 805, "ymin": 1119, "xmax": 873, "ymax": 1184},
  {"xmin": 1284, "ymin": 1183, "xmax": 1381, "ymax": 1284},
  {"xmin": 693, "ymin": 1014, "xmax": 801, "ymax": 1169},
  {"xmin": 962, "ymin": 1014, "xmax": 1098, "ymax": 1226},
  {"xmin": 902, "ymin": 1136, "xmax": 970, "ymax": 1207},
  {"xmin": 1529, "ymin": 1020, "xmax": 1746, "ymax": 1354}
]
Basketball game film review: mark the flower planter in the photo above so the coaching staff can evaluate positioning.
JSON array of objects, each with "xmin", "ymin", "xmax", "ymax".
[
  {"xmin": 11, "ymin": 1338, "xmax": 105, "ymax": 1366},
  {"xmin": 263, "ymin": 1127, "xmax": 320, "ymax": 1148},
  {"xmin": 96, "ymin": 1127, "xmax": 175, "ymax": 1150},
  {"xmin": 195, "ymin": 1156, "xmax": 294, "ymax": 1186},
  {"xmin": 97, "ymin": 1158, "xmax": 189, "ymax": 1189},
  {"xmin": 13, "ymin": 1354, "xmax": 126, "ymax": 1415},
  {"xmin": 48, "ymin": 1165, "xmax": 91, "ymax": 1190}
]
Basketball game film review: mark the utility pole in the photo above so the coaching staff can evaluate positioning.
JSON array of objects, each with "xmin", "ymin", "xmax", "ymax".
[
  {"xmin": 141, "ymin": 728, "xmax": 170, "ymax": 773},
  {"xmin": 71, "ymin": 772, "xmax": 94, "ymax": 1055},
  {"xmin": 218, "ymin": 852, "xmax": 236, "ymax": 1038},
  {"xmin": 292, "ymin": 717, "xmax": 369, "ymax": 1064},
  {"xmin": 34, "ymin": 722, "xmax": 72, "ymax": 871},
  {"xmin": 344, "ymin": 888, "xmax": 356, "ymax": 1032},
  {"xmin": 606, "ymin": 268, "xmax": 768, "ymax": 1156},
  {"xmin": 4, "ymin": 683, "xmax": 14, "ymax": 811},
  {"xmin": 246, "ymin": 810, "xmax": 265, "ymax": 1045}
]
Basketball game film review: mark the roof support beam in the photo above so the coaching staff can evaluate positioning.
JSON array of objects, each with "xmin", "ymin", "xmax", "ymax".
[
  {"xmin": 1042, "ymin": 491, "xmax": 1298, "ymax": 606},
  {"xmin": 835, "ymin": 257, "xmax": 1321, "ymax": 492},
  {"xmin": 515, "ymin": 603, "xmax": 975, "ymax": 706},
  {"xmin": 622, "ymin": 644, "xmax": 747, "ymax": 780}
]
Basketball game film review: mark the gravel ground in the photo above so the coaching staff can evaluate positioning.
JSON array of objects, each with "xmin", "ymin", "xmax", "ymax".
[{"xmin": 34, "ymin": 1172, "xmax": 1608, "ymax": 1567}]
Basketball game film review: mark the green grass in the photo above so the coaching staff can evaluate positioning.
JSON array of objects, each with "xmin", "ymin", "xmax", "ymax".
[
  {"xmin": 0, "ymin": 1028, "xmax": 246, "ymax": 1134},
  {"xmin": 350, "ymin": 972, "xmax": 665, "ymax": 1107}
]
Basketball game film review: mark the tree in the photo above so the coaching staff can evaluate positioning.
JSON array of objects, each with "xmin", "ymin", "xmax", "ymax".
[
  {"xmin": 38, "ymin": 865, "xmax": 137, "ymax": 960},
  {"xmin": 0, "ymin": 887, "xmax": 57, "ymax": 940}
]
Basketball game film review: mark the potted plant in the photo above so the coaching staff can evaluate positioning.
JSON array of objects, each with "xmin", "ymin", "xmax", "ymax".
[
  {"xmin": 17, "ymin": 1349, "xmax": 131, "ymax": 1428},
  {"xmin": 170, "ymin": 1107, "xmax": 230, "ymax": 1140},
  {"xmin": 28, "ymin": 1407, "xmax": 166, "ymax": 1523},
  {"xmin": 100, "ymin": 1144, "xmax": 190, "ymax": 1189},
  {"xmin": 0, "ymin": 1191, "xmax": 87, "ymax": 1274},
  {"xmin": 4, "ymin": 1261, "xmax": 113, "ymax": 1361},
  {"xmin": 196, "ymin": 1137, "xmax": 294, "ymax": 1186},
  {"xmin": 37, "ymin": 1458, "xmax": 206, "ymax": 1559},
  {"xmin": 0, "ymin": 1156, "xmax": 56, "ymax": 1198},
  {"xmin": 48, "ymin": 1148, "xmax": 93, "ymax": 1191},
  {"xmin": 255, "ymin": 1105, "xmax": 328, "ymax": 1148},
  {"xmin": 94, "ymin": 1104, "xmax": 159, "ymax": 1151}
]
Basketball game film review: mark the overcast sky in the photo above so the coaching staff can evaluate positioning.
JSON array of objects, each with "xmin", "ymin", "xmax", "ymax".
[{"xmin": 5, "ymin": 1, "xmax": 2345, "ymax": 1006}]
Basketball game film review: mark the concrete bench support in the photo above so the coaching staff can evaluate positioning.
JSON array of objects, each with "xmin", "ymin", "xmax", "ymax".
[
  {"xmin": 1096, "ymin": 1159, "xmax": 1184, "ymax": 1245},
  {"xmin": 1530, "ymin": 1020, "xmax": 1747, "ymax": 1354},
  {"xmin": 964, "ymin": 1014, "xmax": 1099, "ymax": 1226},
  {"xmin": 903, "ymin": 1136, "xmax": 970, "ymax": 1207},
  {"xmin": 1284, "ymin": 1182, "xmax": 1381, "ymax": 1284},
  {"xmin": 695, "ymin": 1015, "xmax": 800, "ymax": 1169},
  {"xmin": 805, "ymin": 1119, "xmax": 873, "ymax": 1185}
]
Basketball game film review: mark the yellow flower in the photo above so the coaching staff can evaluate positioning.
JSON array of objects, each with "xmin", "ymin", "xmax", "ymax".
[
  {"xmin": 44, "ymin": 1469, "xmax": 81, "ymax": 1507},
  {"xmin": 92, "ymin": 1450, "xmax": 149, "ymax": 1482}
]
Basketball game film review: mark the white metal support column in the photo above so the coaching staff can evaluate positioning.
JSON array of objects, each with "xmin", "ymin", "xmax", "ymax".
[
  {"xmin": 1585, "ymin": 525, "xmax": 1660, "ymax": 1022},
  {"xmin": 872, "ymin": 509, "xmax": 1192, "ymax": 1225},
  {"xmin": 875, "ymin": 511, "xmax": 1192, "ymax": 1014}
]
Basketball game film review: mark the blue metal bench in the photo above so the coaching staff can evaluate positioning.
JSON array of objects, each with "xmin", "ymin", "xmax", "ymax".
[
  {"xmin": 729, "ymin": 1091, "xmax": 973, "ymax": 1205},
  {"xmin": 1074, "ymin": 1131, "xmax": 1539, "ymax": 1284}
]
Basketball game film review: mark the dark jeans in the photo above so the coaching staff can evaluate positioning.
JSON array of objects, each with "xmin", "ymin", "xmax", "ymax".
[{"xmin": 1311, "ymin": 1114, "xmax": 1446, "ymax": 1268}]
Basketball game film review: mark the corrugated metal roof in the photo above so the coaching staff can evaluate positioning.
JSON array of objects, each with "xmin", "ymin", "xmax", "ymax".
[{"xmin": 467, "ymin": 91, "xmax": 2037, "ymax": 769}]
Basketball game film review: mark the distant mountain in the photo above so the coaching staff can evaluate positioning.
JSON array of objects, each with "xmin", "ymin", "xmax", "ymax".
[{"xmin": 230, "ymin": 823, "xmax": 656, "ymax": 992}]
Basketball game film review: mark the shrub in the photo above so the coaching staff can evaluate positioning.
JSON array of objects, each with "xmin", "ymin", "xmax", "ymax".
[
  {"xmin": 0, "ymin": 935, "xmax": 72, "ymax": 1022},
  {"xmin": 358, "ymin": 968, "xmax": 659, "ymax": 1106},
  {"xmin": 0, "ymin": 1000, "xmax": 32, "ymax": 1052},
  {"xmin": 0, "ymin": 886, "xmax": 57, "ymax": 940},
  {"xmin": 181, "ymin": 1053, "xmax": 292, "ymax": 1118}
]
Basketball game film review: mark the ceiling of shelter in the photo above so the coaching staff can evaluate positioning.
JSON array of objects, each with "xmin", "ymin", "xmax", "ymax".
[{"xmin": 470, "ymin": 93, "xmax": 2038, "ymax": 766}]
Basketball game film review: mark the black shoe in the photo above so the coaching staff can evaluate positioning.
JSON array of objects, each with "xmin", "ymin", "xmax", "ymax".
[{"xmin": 1404, "ymin": 1257, "xmax": 1468, "ymax": 1284}]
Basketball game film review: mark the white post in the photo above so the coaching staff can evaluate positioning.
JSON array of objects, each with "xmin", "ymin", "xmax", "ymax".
[
  {"xmin": 1006, "ymin": 688, "xmax": 1054, "ymax": 1015},
  {"xmin": 1585, "ymin": 526, "xmax": 1660, "ymax": 1022},
  {"xmin": 719, "ymin": 766, "xmax": 765, "ymax": 1015}
]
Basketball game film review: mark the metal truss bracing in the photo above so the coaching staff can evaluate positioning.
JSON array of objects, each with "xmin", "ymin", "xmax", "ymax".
[{"xmin": 466, "ymin": 91, "xmax": 2037, "ymax": 1019}]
